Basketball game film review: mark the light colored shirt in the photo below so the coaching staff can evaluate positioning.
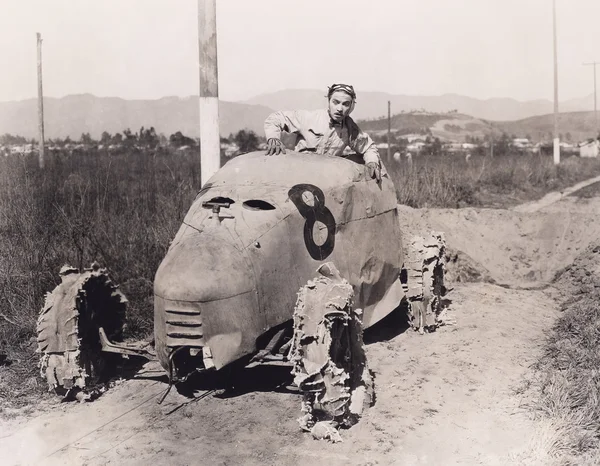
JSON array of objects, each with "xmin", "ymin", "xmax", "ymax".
[{"xmin": 264, "ymin": 109, "xmax": 381, "ymax": 165}]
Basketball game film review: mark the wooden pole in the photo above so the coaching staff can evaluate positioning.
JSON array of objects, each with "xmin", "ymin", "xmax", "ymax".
[
  {"xmin": 595, "ymin": 63, "xmax": 597, "ymax": 135},
  {"xmin": 552, "ymin": 0, "xmax": 560, "ymax": 164},
  {"xmin": 36, "ymin": 32, "xmax": 45, "ymax": 169},
  {"xmin": 584, "ymin": 62, "xmax": 599, "ymax": 135},
  {"xmin": 387, "ymin": 100, "xmax": 391, "ymax": 163},
  {"xmin": 198, "ymin": 0, "xmax": 220, "ymax": 186}
]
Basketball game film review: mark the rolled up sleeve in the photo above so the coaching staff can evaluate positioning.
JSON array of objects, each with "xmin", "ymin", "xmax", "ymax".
[{"xmin": 264, "ymin": 110, "xmax": 305, "ymax": 141}]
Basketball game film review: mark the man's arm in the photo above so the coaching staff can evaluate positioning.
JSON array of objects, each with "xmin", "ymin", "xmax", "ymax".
[
  {"xmin": 264, "ymin": 110, "xmax": 309, "ymax": 155},
  {"xmin": 348, "ymin": 123, "xmax": 379, "ymax": 164},
  {"xmin": 264, "ymin": 110, "xmax": 310, "ymax": 141},
  {"xmin": 348, "ymin": 121, "xmax": 382, "ymax": 181}
]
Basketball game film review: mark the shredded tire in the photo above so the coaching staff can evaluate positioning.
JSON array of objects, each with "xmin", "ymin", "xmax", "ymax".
[
  {"xmin": 402, "ymin": 232, "xmax": 447, "ymax": 331},
  {"xmin": 290, "ymin": 262, "xmax": 373, "ymax": 440},
  {"xmin": 37, "ymin": 263, "xmax": 127, "ymax": 394}
]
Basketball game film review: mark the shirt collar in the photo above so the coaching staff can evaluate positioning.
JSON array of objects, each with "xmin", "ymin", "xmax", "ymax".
[{"xmin": 328, "ymin": 112, "xmax": 345, "ymax": 128}]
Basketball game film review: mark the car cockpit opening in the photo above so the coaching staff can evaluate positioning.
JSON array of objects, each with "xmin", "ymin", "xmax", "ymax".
[
  {"xmin": 242, "ymin": 200, "xmax": 276, "ymax": 211},
  {"xmin": 202, "ymin": 197, "xmax": 235, "ymax": 209}
]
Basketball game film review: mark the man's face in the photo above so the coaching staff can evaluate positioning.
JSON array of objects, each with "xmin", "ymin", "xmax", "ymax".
[{"xmin": 328, "ymin": 91, "xmax": 354, "ymax": 122}]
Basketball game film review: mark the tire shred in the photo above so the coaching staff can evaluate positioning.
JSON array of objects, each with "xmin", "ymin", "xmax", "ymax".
[
  {"xmin": 37, "ymin": 263, "xmax": 127, "ymax": 395},
  {"xmin": 402, "ymin": 232, "xmax": 448, "ymax": 331},
  {"xmin": 290, "ymin": 262, "xmax": 373, "ymax": 442}
]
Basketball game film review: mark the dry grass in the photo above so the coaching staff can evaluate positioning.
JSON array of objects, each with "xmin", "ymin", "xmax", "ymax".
[
  {"xmin": 522, "ymin": 244, "xmax": 600, "ymax": 464},
  {"xmin": 386, "ymin": 153, "xmax": 600, "ymax": 208},
  {"xmin": 533, "ymin": 294, "xmax": 600, "ymax": 461},
  {"xmin": 0, "ymin": 149, "xmax": 198, "ymax": 409}
]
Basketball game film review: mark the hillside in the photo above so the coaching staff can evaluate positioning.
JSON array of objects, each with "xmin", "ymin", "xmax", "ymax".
[
  {"xmin": 493, "ymin": 111, "xmax": 599, "ymax": 142},
  {"xmin": 1, "ymin": 92, "xmax": 597, "ymax": 143},
  {"xmin": 359, "ymin": 110, "xmax": 600, "ymax": 143},
  {"xmin": 359, "ymin": 112, "xmax": 494, "ymax": 142},
  {"xmin": 245, "ymin": 89, "xmax": 597, "ymax": 122},
  {"xmin": 0, "ymin": 95, "xmax": 274, "ymax": 140}
]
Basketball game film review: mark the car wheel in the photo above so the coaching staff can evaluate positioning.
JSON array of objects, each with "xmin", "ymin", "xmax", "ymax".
[
  {"xmin": 290, "ymin": 262, "xmax": 373, "ymax": 430},
  {"xmin": 37, "ymin": 264, "xmax": 127, "ymax": 396}
]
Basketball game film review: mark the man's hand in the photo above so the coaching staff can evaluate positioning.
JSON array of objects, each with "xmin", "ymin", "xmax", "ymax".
[
  {"xmin": 265, "ymin": 138, "xmax": 286, "ymax": 156},
  {"xmin": 366, "ymin": 162, "xmax": 382, "ymax": 182}
]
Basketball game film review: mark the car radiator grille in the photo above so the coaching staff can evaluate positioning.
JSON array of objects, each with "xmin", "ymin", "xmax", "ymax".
[{"xmin": 165, "ymin": 308, "xmax": 204, "ymax": 348}]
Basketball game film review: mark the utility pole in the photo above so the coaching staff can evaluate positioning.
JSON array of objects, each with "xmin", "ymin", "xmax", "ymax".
[
  {"xmin": 583, "ymin": 61, "xmax": 599, "ymax": 135},
  {"xmin": 36, "ymin": 32, "xmax": 45, "ymax": 169},
  {"xmin": 387, "ymin": 100, "xmax": 391, "ymax": 164},
  {"xmin": 552, "ymin": 0, "xmax": 560, "ymax": 165},
  {"xmin": 198, "ymin": 0, "xmax": 220, "ymax": 186}
]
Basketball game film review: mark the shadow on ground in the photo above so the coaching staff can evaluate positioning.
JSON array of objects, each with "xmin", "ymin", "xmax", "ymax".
[
  {"xmin": 173, "ymin": 363, "xmax": 297, "ymax": 399},
  {"xmin": 364, "ymin": 302, "xmax": 411, "ymax": 344}
]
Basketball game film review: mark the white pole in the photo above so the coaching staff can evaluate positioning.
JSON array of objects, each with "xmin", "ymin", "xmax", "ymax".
[
  {"xmin": 553, "ymin": 0, "xmax": 560, "ymax": 165},
  {"xmin": 198, "ymin": 0, "xmax": 220, "ymax": 186}
]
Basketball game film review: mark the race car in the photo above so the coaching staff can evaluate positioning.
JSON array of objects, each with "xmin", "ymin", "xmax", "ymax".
[
  {"xmin": 37, "ymin": 150, "xmax": 410, "ymax": 400},
  {"xmin": 153, "ymin": 150, "xmax": 404, "ymax": 378}
]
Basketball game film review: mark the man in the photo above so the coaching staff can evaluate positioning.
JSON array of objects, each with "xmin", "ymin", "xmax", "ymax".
[{"xmin": 263, "ymin": 83, "xmax": 383, "ymax": 182}]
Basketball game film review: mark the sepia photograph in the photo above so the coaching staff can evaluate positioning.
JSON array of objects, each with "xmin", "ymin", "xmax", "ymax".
[{"xmin": 2, "ymin": 0, "xmax": 600, "ymax": 464}]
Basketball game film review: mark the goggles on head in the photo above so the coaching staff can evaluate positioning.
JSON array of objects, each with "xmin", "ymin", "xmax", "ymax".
[{"xmin": 327, "ymin": 83, "xmax": 356, "ymax": 100}]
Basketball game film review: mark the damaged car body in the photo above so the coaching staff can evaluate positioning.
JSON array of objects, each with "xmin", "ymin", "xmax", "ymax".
[
  {"xmin": 38, "ymin": 149, "xmax": 428, "ymax": 415},
  {"xmin": 152, "ymin": 150, "xmax": 404, "ymax": 383}
]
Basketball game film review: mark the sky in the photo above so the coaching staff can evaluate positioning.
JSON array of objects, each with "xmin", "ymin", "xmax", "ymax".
[{"xmin": 0, "ymin": 0, "xmax": 599, "ymax": 103}]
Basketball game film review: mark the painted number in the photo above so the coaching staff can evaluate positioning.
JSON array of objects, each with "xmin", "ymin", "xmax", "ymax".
[{"xmin": 288, "ymin": 184, "xmax": 336, "ymax": 260}]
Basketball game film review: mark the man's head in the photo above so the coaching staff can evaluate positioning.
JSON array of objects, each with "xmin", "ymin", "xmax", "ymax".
[{"xmin": 327, "ymin": 83, "xmax": 356, "ymax": 123}]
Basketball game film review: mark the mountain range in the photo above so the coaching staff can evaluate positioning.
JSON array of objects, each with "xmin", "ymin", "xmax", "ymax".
[
  {"xmin": 244, "ymin": 89, "xmax": 598, "ymax": 122},
  {"xmin": 0, "ymin": 90, "xmax": 597, "ymax": 141},
  {"xmin": 0, "ymin": 94, "xmax": 272, "ymax": 140}
]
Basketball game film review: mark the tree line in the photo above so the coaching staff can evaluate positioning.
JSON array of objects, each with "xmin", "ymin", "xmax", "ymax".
[{"xmin": 0, "ymin": 128, "xmax": 265, "ymax": 153}]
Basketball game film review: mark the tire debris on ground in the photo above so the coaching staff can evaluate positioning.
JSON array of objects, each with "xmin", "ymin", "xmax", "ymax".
[
  {"xmin": 37, "ymin": 262, "xmax": 127, "ymax": 399},
  {"xmin": 290, "ymin": 262, "xmax": 373, "ymax": 442}
]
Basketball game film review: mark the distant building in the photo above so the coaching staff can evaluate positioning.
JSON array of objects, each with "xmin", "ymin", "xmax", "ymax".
[
  {"xmin": 220, "ymin": 142, "xmax": 240, "ymax": 157},
  {"xmin": 407, "ymin": 142, "xmax": 426, "ymax": 152},
  {"xmin": 402, "ymin": 134, "xmax": 427, "ymax": 143},
  {"xmin": 512, "ymin": 138, "xmax": 531, "ymax": 149},
  {"xmin": 446, "ymin": 143, "xmax": 463, "ymax": 153},
  {"xmin": 10, "ymin": 144, "xmax": 34, "ymax": 155},
  {"xmin": 580, "ymin": 139, "xmax": 599, "ymax": 158}
]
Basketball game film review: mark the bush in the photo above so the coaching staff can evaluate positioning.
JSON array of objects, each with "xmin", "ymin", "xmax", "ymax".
[
  {"xmin": 0, "ymin": 149, "xmax": 199, "ymax": 404},
  {"xmin": 386, "ymin": 153, "xmax": 600, "ymax": 208}
]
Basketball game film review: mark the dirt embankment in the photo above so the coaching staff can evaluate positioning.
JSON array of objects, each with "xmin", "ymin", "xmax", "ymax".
[
  {"xmin": 398, "ymin": 195, "xmax": 600, "ymax": 286},
  {"xmin": 2, "ymin": 190, "xmax": 600, "ymax": 466}
]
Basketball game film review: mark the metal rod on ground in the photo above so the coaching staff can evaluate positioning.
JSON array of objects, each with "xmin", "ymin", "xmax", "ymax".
[
  {"xmin": 198, "ymin": 0, "xmax": 220, "ymax": 186},
  {"xmin": 552, "ymin": 0, "xmax": 560, "ymax": 165},
  {"xmin": 36, "ymin": 32, "xmax": 45, "ymax": 170},
  {"xmin": 583, "ymin": 61, "xmax": 599, "ymax": 136},
  {"xmin": 387, "ymin": 100, "xmax": 391, "ymax": 164}
]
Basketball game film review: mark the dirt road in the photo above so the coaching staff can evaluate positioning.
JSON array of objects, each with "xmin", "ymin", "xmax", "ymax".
[{"xmin": 2, "ymin": 187, "xmax": 598, "ymax": 466}]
